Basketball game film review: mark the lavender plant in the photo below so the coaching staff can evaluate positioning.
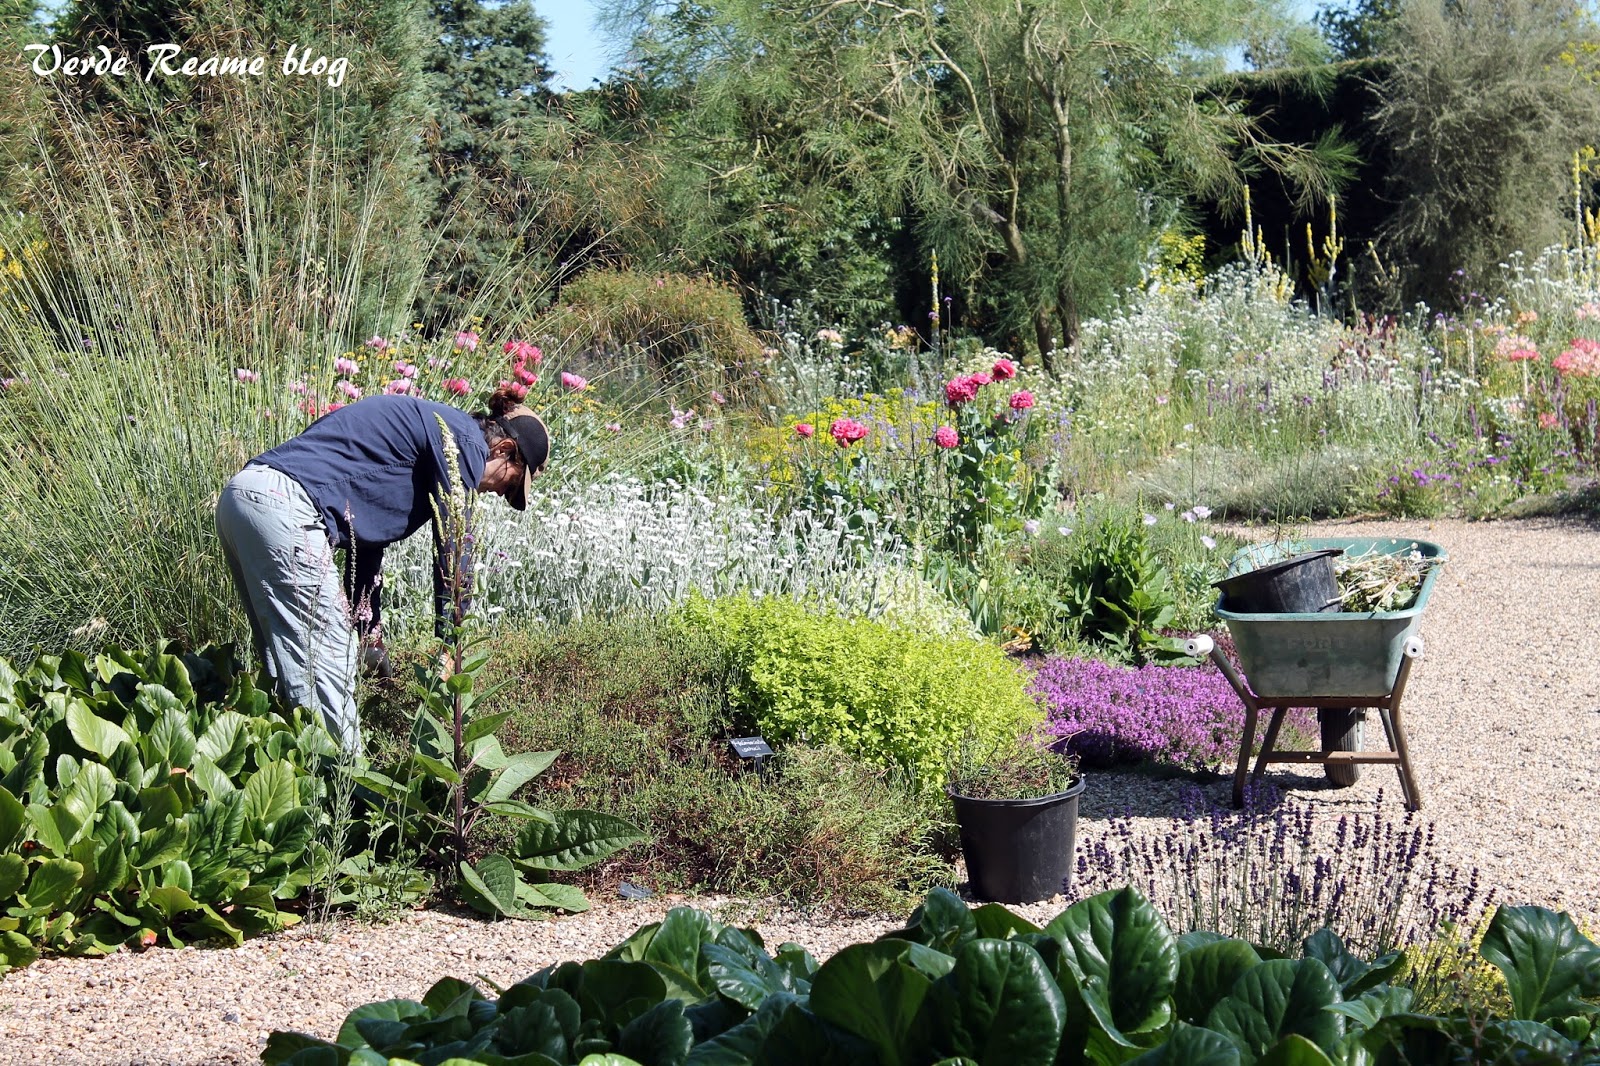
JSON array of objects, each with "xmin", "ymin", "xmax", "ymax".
[{"xmin": 1070, "ymin": 785, "xmax": 1492, "ymax": 958}]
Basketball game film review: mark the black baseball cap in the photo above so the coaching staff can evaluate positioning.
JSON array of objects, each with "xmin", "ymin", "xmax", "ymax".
[{"xmin": 494, "ymin": 406, "xmax": 551, "ymax": 511}]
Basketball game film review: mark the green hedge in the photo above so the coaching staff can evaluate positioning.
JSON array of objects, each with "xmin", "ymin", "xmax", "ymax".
[{"xmin": 684, "ymin": 594, "xmax": 1041, "ymax": 787}]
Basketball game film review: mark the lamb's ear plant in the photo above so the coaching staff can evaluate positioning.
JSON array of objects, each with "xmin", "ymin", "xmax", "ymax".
[{"xmin": 350, "ymin": 417, "xmax": 645, "ymax": 919}]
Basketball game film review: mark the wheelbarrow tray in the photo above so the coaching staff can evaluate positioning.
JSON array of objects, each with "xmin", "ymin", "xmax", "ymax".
[{"xmin": 1215, "ymin": 537, "xmax": 1447, "ymax": 699}]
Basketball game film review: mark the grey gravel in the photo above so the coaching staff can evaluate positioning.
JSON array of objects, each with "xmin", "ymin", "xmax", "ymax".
[{"xmin": 1, "ymin": 516, "xmax": 1595, "ymax": 1065}]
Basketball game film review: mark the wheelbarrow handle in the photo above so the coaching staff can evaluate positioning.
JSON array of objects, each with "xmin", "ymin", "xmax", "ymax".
[
  {"xmin": 1185, "ymin": 635, "xmax": 1215, "ymax": 658},
  {"xmin": 1404, "ymin": 636, "xmax": 1424, "ymax": 659}
]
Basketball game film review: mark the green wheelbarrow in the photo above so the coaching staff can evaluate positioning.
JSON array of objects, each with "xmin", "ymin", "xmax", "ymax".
[{"xmin": 1186, "ymin": 537, "xmax": 1447, "ymax": 811}]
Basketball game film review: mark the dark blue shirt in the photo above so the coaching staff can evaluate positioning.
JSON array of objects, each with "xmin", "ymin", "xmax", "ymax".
[{"xmin": 253, "ymin": 395, "xmax": 488, "ymax": 634}]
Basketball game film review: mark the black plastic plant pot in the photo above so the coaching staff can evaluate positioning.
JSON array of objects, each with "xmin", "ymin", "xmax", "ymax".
[
  {"xmin": 1212, "ymin": 548, "xmax": 1345, "ymax": 614},
  {"xmin": 947, "ymin": 777, "xmax": 1086, "ymax": 904}
]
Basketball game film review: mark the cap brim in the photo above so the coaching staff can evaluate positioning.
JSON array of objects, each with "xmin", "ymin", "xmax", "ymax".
[{"xmin": 497, "ymin": 407, "xmax": 549, "ymax": 512}]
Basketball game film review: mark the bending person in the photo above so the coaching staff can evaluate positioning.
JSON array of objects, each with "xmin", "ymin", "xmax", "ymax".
[{"xmin": 215, "ymin": 387, "xmax": 549, "ymax": 752}]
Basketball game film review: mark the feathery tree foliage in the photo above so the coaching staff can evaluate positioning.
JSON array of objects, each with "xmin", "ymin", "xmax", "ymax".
[
  {"xmin": 1372, "ymin": 0, "xmax": 1600, "ymax": 304},
  {"xmin": 606, "ymin": 0, "xmax": 1349, "ymax": 369}
]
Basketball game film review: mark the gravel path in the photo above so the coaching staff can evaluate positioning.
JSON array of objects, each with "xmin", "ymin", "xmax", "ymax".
[{"xmin": 2, "ymin": 516, "xmax": 1596, "ymax": 1066}]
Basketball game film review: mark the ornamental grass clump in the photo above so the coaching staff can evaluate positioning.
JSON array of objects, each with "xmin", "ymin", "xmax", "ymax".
[{"xmin": 1029, "ymin": 655, "xmax": 1314, "ymax": 770}]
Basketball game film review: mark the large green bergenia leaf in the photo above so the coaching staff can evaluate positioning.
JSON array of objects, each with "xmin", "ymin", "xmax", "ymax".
[
  {"xmin": 20, "ymin": 858, "xmax": 83, "ymax": 912},
  {"xmin": 1046, "ymin": 886, "xmax": 1180, "ymax": 1038},
  {"xmin": 0, "ymin": 784, "xmax": 23, "ymax": 849},
  {"xmin": 1478, "ymin": 905, "xmax": 1600, "ymax": 1023},
  {"xmin": 516, "ymin": 810, "xmax": 647, "ymax": 871},
  {"xmin": 920, "ymin": 937, "xmax": 1066, "ymax": 1066},
  {"xmin": 1126, "ymin": 1022, "xmax": 1243, "ymax": 1065},
  {"xmin": 242, "ymin": 761, "xmax": 299, "ymax": 828},
  {"xmin": 808, "ymin": 940, "xmax": 945, "ymax": 1066},
  {"xmin": 884, "ymin": 887, "xmax": 976, "ymax": 953},
  {"xmin": 617, "ymin": 998, "xmax": 694, "ymax": 1066},
  {"xmin": 1300, "ymin": 929, "xmax": 1401, "ymax": 997},
  {"xmin": 1176, "ymin": 940, "xmax": 1262, "ymax": 1025},
  {"xmin": 1206, "ymin": 958, "xmax": 1343, "ymax": 1061},
  {"xmin": 65, "ymin": 700, "xmax": 131, "ymax": 760}
]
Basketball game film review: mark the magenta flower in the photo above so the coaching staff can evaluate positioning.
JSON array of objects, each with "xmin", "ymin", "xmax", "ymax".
[
  {"xmin": 454, "ymin": 330, "xmax": 480, "ymax": 352},
  {"xmin": 235, "ymin": 368, "xmax": 259, "ymax": 383},
  {"xmin": 384, "ymin": 379, "xmax": 413, "ymax": 395},
  {"xmin": 605, "ymin": 422, "xmax": 622, "ymax": 433},
  {"xmin": 1009, "ymin": 390, "xmax": 1035, "ymax": 411},
  {"xmin": 933, "ymin": 425, "xmax": 959, "ymax": 449},
  {"xmin": 443, "ymin": 378, "xmax": 471, "ymax": 396},
  {"xmin": 945, "ymin": 375, "xmax": 980, "ymax": 406},
  {"xmin": 288, "ymin": 380, "xmax": 310, "ymax": 395},
  {"xmin": 394, "ymin": 361, "xmax": 418, "ymax": 379},
  {"xmin": 794, "ymin": 422, "xmax": 815, "ymax": 439},
  {"xmin": 561, "ymin": 372, "xmax": 589, "ymax": 391},
  {"xmin": 670, "ymin": 407, "xmax": 697, "ymax": 429},
  {"xmin": 334, "ymin": 357, "xmax": 358, "ymax": 376},
  {"xmin": 711, "ymin": 390, "xmax": 726, "ymax": 405},
  {"xmin": 364, "ymin": 336, "xmax": 391, "ymax": 353},
  {"xmin": 992, "ymin": 358, "xmax": 1017, "ymax": 380},
  {"xmin": 503, "ymin": 339, "xmax": 541, "ymax": 364},
  {"xmin": 829, "ymin": 417, "xmax": 869, "ymax": 447},
  {"xmin": 497, "ymin": 379, "xmax": 529, "ymax": 400},
  {"xmin": 338, "ymin": 380, "xmax": 362, "ymax": 400}
]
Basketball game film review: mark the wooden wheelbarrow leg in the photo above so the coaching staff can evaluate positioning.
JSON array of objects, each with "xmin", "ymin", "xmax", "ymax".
[
  {"xmin": 1252, "ymin": 707, "xmax": 1289, "ymax": 785},
  {"xmin": 1384, "ymin": 638, "xmax": 1425, "ymax": 811}
]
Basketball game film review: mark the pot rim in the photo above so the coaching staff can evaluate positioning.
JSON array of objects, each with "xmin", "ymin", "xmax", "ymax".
[{"xmin": 946, "ymin": 775, "xmax": 1087, "ymax": 808}]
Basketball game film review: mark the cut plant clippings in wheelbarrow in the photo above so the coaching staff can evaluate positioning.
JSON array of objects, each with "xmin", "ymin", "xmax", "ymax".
[{"xmin": 1194, "ymin": 537, "xmax": 1448, "ymax": 811}]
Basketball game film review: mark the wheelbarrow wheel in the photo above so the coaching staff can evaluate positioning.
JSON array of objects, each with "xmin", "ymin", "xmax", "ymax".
[{"xmin": 1320, "ymin": 709, "xmax": 1364, "ymax": 786}]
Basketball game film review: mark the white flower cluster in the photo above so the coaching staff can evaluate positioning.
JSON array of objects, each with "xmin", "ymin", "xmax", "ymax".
[{"xmin": 379, "ymin": 474, "xmax": 915, "ymax": 637}]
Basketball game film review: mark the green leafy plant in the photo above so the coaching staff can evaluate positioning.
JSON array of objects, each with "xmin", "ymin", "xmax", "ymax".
[
  {"xmin": 947, "ymin": 732, "xmax": 1080, "ymax": 801},
  {"xmin": 1060, "ymin": 517, "xmax": 1190, "ymax": 665},
  {"xmin": 685, "ymin": 593, "xmax": 1042, "ymax": 788},
  {"xmin": 350, "ymin": 418, "xmax": 645, "ymax": 919},
  {"xmin": 0, "ymin": 643, "xmax": 332, "ymax": 974},
  {"xmin": 264, "ymin": 887, "xmax": 1600, "ymax": 1065}
]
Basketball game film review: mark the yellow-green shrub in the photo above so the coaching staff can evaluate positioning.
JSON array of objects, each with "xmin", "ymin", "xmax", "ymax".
[{"xmin": 684, "ymin": 594, "xmax": 1041, "ymax": 788}]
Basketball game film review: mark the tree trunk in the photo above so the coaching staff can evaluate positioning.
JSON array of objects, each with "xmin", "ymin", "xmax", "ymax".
[{"xmin": 1033, "ymin": 307, "xmax": 1057, "ymax": 376}]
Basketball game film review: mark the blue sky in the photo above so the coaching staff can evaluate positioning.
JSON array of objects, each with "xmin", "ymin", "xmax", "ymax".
[{"xmin": 538, "ymin": 0, "xmax": 614, "ymax": 92}]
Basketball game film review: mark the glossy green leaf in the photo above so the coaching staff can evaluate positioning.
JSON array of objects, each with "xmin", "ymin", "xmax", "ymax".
[
  {"xmin": 1126, "ymin": 1022, "xmax": 1243, "ymax": 1065},
  {"xmin": 888, "ymin": 887, "xmax": 976, "ymax": 953},
  {"xmin": 0, "ymin": 929, "xmax": 39, "ymax": 973},
  {"xmin": 1046, "ymin": 886, "xmax": 1180, "ymax": 1037},
  {"xmin": 1327, "ymin": 984, "xmax": 1413, "ymax": 1032},
  {"xmin": 1300, "ymin": 929, "xmax": 1401, "ymax": 996},
  {"xmin": 0, "ymin": 784, "xmax": 23, "ymax": 849},
  {"xmin": 1206, "ymin": 958, "xmax": 1344, "ymax": 1061},
  {"xmin": 484, "ymin": 751, "xmax": 560, "ymax": 805},
  {"xmin": 0, "ymin": 853, "xmax": 26, "ymax": 899},
  {"xmin": 1257, "ymin": 1034, "xmax": 1338, "ymax": 1066},
  {"xmin": 459, "ymin": 854, "xmax": 521, "ymax": 918},
  {"xmin": 683, "ymin": 991, "xmax": 801, "ymax": 1066},
  {"xmin": 922, "ymin": 938, "xmax": 1066, "ymax": 1065},
  {"xmin": 66, "ymin": 701, "xmax": 131, "ymax": 760},
  {"xmin": 1479, "ymin": 904, "xmax": 1600, "ymax": 1022},
  {"xmin": 809, "ymin": 940, "xmax": 939, "ymax": 1066},
  {"xmin": 517, "ymin": 881, "xmax": 590, "ymax": 914},
  {"xmin": 412, "ymin": 751, "xmax": 462, "ymax": 785},
  {"xmin": 1176, "ymin": 940, "xmax": 1262, "ymax": 1025},
  {"xmin": 335, "ymin": 998, "xmax": 431, "ymax": 1049},
  {"xmin": 21, "ymin": 858, "xmax": 83, "ymax": 911},
  {"xmin": 516, "ymin": 810, "xmax": 647, "ymax": 871},
  {"xmin": 242, "ymin": 761, "xmax": 299, "ymax": 827},
  {"xmin": 617, "ymin": 998, "xmax": 694, "ymax": 1066},
  {"xmin": 462, "ymin": 709, "xmax": 514, "ymax": 745}
]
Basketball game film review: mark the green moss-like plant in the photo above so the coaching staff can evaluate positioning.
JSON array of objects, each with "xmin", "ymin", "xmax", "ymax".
[{"xmin": 685, "ymin": 594, "xmax": 1041, "ymax": 788}]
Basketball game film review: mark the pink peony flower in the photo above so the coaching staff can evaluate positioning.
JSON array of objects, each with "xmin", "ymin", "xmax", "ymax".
[
  {"xmin": 1009, "ymin": 390, "xmax": 1036, "ymax": 411},
  {"xmin": 970, "ymin": 370, "xmax": 992, "ymax": 387},
  {"xmin": 364, "ymin": 336, "xmax": 391, "ymax": 353},
  {"xmin": 334, "ymin": 357, "xmax": 359, "ymax": 375},
  {"xmin": 829, "ymin": 417, "xmax": 869, "ymax": 447},
  {"xmin": 945, "ymin": 375, "xmax": 980, "ymax": 406},
  {"xmin": 497, "ymin": 379, "xmax": 529, "ymax": 400},
  {"xmin": 992, "ymin": 358, "xmax": 1017, "ymax": 380},
  {"xmin": 605, "ymin": 422, "xmax": 622, "ymax": 433},
  {"xmin": 455, "ymin": 330, "xmax": 480, "ymax": 352},
  {"xmin": 515, "ymin": 366, "xmax": 538, "ymax": 386},
  {"xmin": 327, "ymin": 402, "xmax": 345, "ymax": 413},
  {"xmin": 443, "ymin": 378, "xmax": 471, "ymax": 396},
  {"xmin": 503, "ymin": 339, "xmax": 542, "ymax": 365},
  {"xmin": 394, "ymin": 361, "xmax": 418, "ymax": 379},
  {"xmin": 794, "ymin": 422, "xmax": 815, "ymax": 439},
  {"xmin": 384, "ymin": 379, "xmax": 414, "ymax": 395},
  {"xmin": 561, "ymin": 372, "xmax": 589, "ymax": 391},
  {"xmin": 338, "ymin": 380, "xmax": 362, "ymax": 400},
  {"xmin": 933, "ymin": 425, "xmax": 959, "ymax": 449},
  {"xmin": 235, "ymin": 368, "xmax": 259, "ymax": 383}
]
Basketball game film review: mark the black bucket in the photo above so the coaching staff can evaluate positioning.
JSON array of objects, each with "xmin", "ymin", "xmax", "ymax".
[
  {"xmin": 948, "ymin": 778, "xmax": 1086, "ymax": 903},
  {"xmin": 1213, "ymin": 549, "xmax": 1344, "ymax": 614}
]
